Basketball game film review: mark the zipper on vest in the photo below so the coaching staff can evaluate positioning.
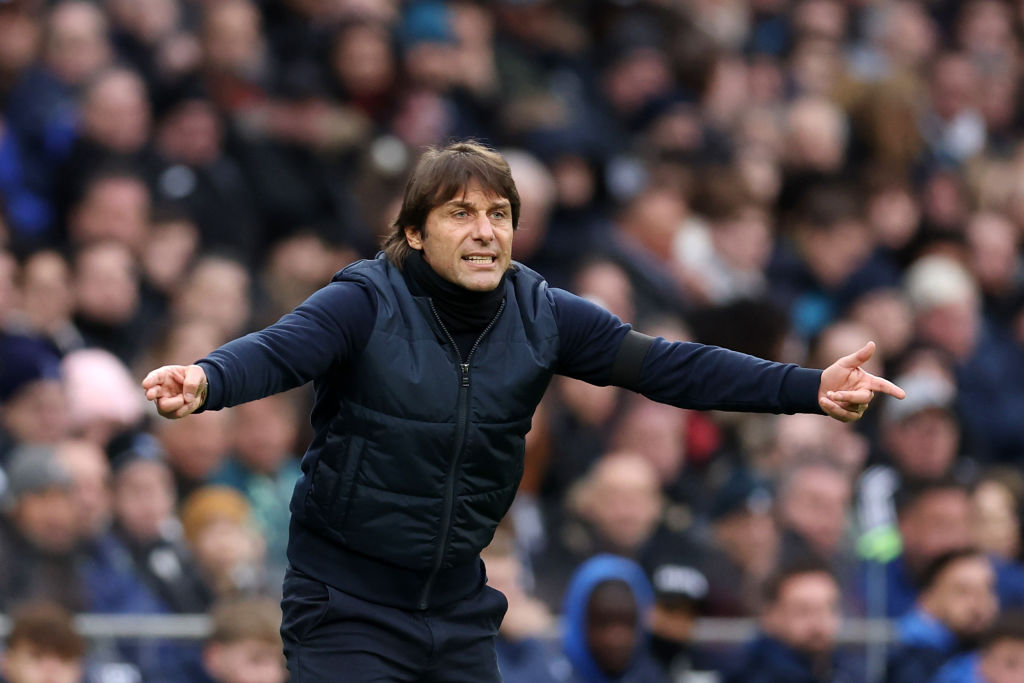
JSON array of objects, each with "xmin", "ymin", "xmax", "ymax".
[{"xmin": 418, "ymin": 298, "xmax": 506, "ymax": 609}]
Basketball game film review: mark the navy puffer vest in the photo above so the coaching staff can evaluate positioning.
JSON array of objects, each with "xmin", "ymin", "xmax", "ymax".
[{"xmin": 289, "ymin": 255, "xmax": 558, "ymax": 607}]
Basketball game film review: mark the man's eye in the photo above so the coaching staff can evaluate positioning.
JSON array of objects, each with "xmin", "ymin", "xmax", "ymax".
[
  {"xmin": 454, "ymin": 210, "xmax": 468, "ymax": 218},
  {"xmin": 491, "ymin": 211, "xmax": 506, "ymax": 219}
]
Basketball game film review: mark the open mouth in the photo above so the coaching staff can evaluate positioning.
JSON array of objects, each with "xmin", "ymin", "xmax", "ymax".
[{"xmin": 462, "ymin": 255, "xmax": 496, "ymax": 263}]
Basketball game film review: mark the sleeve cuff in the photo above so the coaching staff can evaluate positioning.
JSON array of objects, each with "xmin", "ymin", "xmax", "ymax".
[
  {"xmin": 780, "ymin": 367, "xmax": 824, "ymax": 415},
  {"xmin": 194, "ymin": 360, "xmax": 223, "ymax": 413}
]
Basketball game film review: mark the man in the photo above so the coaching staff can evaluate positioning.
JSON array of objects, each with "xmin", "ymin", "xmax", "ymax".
[
  {"xmin": 554, "ymin": 554, "xmax": 664, "ymax": 683},
  {"xmin": 862, "ymin": 478, "xmax": 976, "ymax": 617},
  {"xmin": 725, "ymin": 558, "xmax": 862, "ymax": 683},
  {"xmin": 886, "ymin": 549, "xmax": 998, "ymax": 683},
  {"xmin": 701, "ymin": 470, "xmax": 778, "ymax": 617},
  {"xmin": 0, "ymin": 445, "xmax": 83, "ymax": 611},
  {"xmin": 143, "ymin": 141, "xmax": 904, "ymax": 681},
  {"xmin": 646, "ymin": 561, "xmax": 720, "ymax": 681}
]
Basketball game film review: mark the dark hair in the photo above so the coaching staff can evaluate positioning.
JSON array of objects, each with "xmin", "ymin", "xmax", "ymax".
[
  {"xmin": 6, "ymin": 602, "xmax": 85, "ymax": 661},
  {"xmin": 918, "ymin": 548, "xmax": 987, "ymax": 593},
  {"xmin": 981, "ymin": 610, "xmax": 1024, "ymax": 651},
  {"xmin": 382, "ymin": 140, "xmax": 520, "ymax": 268},
  {"xmin": 762, "ymin": 556, "xmax": 838, "ymax": 606},
  {"xmin": 894, "ymin": 477, "xmax": 968, "ymax": 517}
]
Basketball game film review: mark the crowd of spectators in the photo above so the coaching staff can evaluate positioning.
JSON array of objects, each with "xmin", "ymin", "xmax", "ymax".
[{"xmin": 2, "ymin": 0, "xmax": 1024, "ymax": 681}]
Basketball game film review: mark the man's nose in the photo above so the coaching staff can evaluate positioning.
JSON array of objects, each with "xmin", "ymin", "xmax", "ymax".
[{"xmin": 471, "ymin": 213, "xmax": 495, "ymax": 240}]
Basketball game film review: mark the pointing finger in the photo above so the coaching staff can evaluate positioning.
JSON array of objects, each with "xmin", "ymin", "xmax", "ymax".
[{"xmin": 868, "ymin": 375, "xmax": 906, "ymax": 400}]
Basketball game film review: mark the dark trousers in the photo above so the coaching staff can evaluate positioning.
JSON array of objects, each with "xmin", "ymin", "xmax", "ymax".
[{"xmin": 281, "ymin": 568, "xmax": 508, "ymax": 682}]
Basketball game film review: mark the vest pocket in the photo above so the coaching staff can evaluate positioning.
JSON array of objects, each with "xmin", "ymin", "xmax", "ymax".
[
  {"xmin": 307, "ymin": 435, "xmax": 366, "ymax": 532},
  {"xmin": 329, "ymin": 435, "xmax": 367, "ymax": 532}
]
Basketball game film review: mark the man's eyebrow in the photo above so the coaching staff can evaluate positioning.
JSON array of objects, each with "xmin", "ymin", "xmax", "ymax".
[{"xmin": 442, "ymin": 198, "xmax": 512, "ymax": 210}]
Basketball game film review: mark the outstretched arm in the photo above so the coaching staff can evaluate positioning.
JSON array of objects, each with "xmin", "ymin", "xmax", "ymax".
[
  {"xmin": 142, "ymin": 364, "xmax": 208, "ymax": 419},
  {"xmin": 817, "ymin": 341, "xmax": 905, "ymax": 422}
]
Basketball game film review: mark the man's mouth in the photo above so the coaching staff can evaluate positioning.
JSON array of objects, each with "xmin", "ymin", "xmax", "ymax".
[{"xmin": 462, "ymin": 255, "xmax": 496, "ymax": 263}]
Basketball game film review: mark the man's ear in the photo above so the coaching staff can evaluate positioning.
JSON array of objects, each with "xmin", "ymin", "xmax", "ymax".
[{"xmin": 404, "ymin": 226, "xmax": 423, "ymax": 250}]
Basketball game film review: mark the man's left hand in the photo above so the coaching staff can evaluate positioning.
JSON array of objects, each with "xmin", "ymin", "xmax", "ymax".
[{"xmin": 818, "ymin": 341, "xmax": 905, "ymax": 423}]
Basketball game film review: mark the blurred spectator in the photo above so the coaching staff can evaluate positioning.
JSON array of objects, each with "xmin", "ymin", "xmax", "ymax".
[
  {"xmin": 139, "ymin": 206, "xmax": 199, "ymax": 313},
  {"xmin": 156, "ymin": 409, "xmax": 230, "ymax": 501},
  {"xmin": 66, "ymin": 169, "xmax": 151, "ymax": 254},
  {"xmin": 0, "ymin": 445, "xmax": 83, "ymax": 611},
  {"xmin": 865, "ymin": 478, "xmax": 973, "ymax": 618},
  {"xmin": 170, "ymin": 253, "xmax": 252, "ymax": 340},
  {"xmin": 549, "ymin": 555, "xmax": 664, "ymax": 683},
  {"xmin": 0, "ymin": 333, "xmax": 67, "ymax": 455},
  {"xmin": 0, "ymin": 600, "xmax": 138, "ymax": 683},
  {"xmin": 647, "ymin": 561, "xmax": 720, "ymax": 681},
  {"xmin": 152, "ymin": 89, "xmax": 263, "ymax": 263},
  {"xmin": 0, "ymin": 601, "xmax": 84, "ymax": 683},
  {"xmin": 769, "ymin": 184, "xmax": 898, "ymax": 338},
  {"xmin": 856, "ymin": 369, "xmax": 961, "ymax": 564},
  {"xmin": 180, "ymin": 486, "xmax": 266, "ymax": 599},
  {"xmin": 534, "ymin": 451, "xmax": 663, "ymax": 609},
  {"xmin": 483, "ymin": 527, "xmax": 558, "ymax": 683},
  {"xmin": 963, "ymin": 610, "xmax": 1024, "ymax": 683},
  {"xmin": 85, "ymin": 430, "xmax": 210, "ymax": 616},
  {"xmin": 701, "ymin": 470, "xmax": 779, "ymax": 617},
  {"xmin": 11, "ymin": 249, "xmax": 82, "ymax": 353},
  {"xmin": 202, "ymin": 597, "xmax": 286, "ymax": 683},
  {"xmin": 211, "ymin": 393, "xmax": 301, "ymax": 581},
  {"xmin": 905, "ymin": 254, "xmax": 1024, "ymax": 461},
  {"xmin": 776, "ymin": 456, "xmax": 857, "ymax": 590},
  {"xmin": 82, "ymin": 430, "xmax": 208, "ymax": 682},
  {"xmin": 886, "ymin": 548, "xmax": 998, "ymax": 683},
  {"xmin": 71, "ymin": 240, "xmax": 147, "ymax": 365},
  {"xmin": 54, "ymin": 438, "xmax": 111, "ymax": 540},
  {"xmin": 2, "ymin": 1, "xmax": 112, "ymax": 247},
  {"xmin": 971, "ymin": 469, "xmax": 1024, "ymax": 564},
  {"xmin": 724, "ymin": 557, "xmax": 861, "ymax": 683},
  {"xmin": 61, "ymin": 348, "xmax": 145, "ymax": 447},
  {"xmin": 677, "ymin": 168, "xmax": 771, "ymax": 306},
  {"xmin": 58, "ymin": 66, "xmax": 158, "ymax": 216}
]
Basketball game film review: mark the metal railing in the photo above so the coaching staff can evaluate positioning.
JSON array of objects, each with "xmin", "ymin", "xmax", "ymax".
[{"xmin": 0, "ymin": 614, "xmax": 899, "ymax": 644}]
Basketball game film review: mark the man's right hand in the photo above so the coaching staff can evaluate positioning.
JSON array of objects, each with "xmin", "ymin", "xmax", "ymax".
[{"xmin": 142, "ymin": 364, "xmax": 208, "ymax": 419}]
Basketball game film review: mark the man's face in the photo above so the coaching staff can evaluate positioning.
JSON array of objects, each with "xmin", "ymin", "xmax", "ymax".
[
  {"xmin": 405, "ymin": 181, "xmax": 513, "ymax": 292},
  {"xmin": 899, "ymin": 490, "xmax": 972, "ymax": 573},
  {"xmin": 1, "ymin": 644, "xmax": 82, "ymax": 683},
  {"xmin": 586, "ymin": 581, "xmax": 639, "ymax": 677},
  {"xmin": 14, "ymin": 488, "xmax": 78, "ymax": 554},
  {"xmin": 763, "ymin": 572, "xmax": 841, "ymax": 656},
  {"xmin": 982, "ymin": 639, "xmax": 1024, "ymax": 683},
  {"xmin": 778, "ymin": 466, "xmax": 851, "ymax": 557},
  {"xmin": 923, "ymin": 556, "xmax": 998, "ymax": 640}
]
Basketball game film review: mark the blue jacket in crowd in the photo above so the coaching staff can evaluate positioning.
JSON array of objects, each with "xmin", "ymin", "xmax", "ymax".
[
  {"xmin": 723, "ymin": 634, "xmax": 864, "ymax": 683},
  {"xmin": 886, "ymin": 607, "xmax": 961, "ymax": 683}
]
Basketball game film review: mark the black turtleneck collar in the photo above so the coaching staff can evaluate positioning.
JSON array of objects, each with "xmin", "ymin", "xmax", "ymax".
[{"xmin": 402, "ymin": 249, "xmax": 507, "ymax": 337}]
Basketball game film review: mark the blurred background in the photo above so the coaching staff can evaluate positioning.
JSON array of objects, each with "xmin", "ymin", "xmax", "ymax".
[{"xmin": 1, "ymin": 0, "xmax": 1024, "ymax": 681}]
